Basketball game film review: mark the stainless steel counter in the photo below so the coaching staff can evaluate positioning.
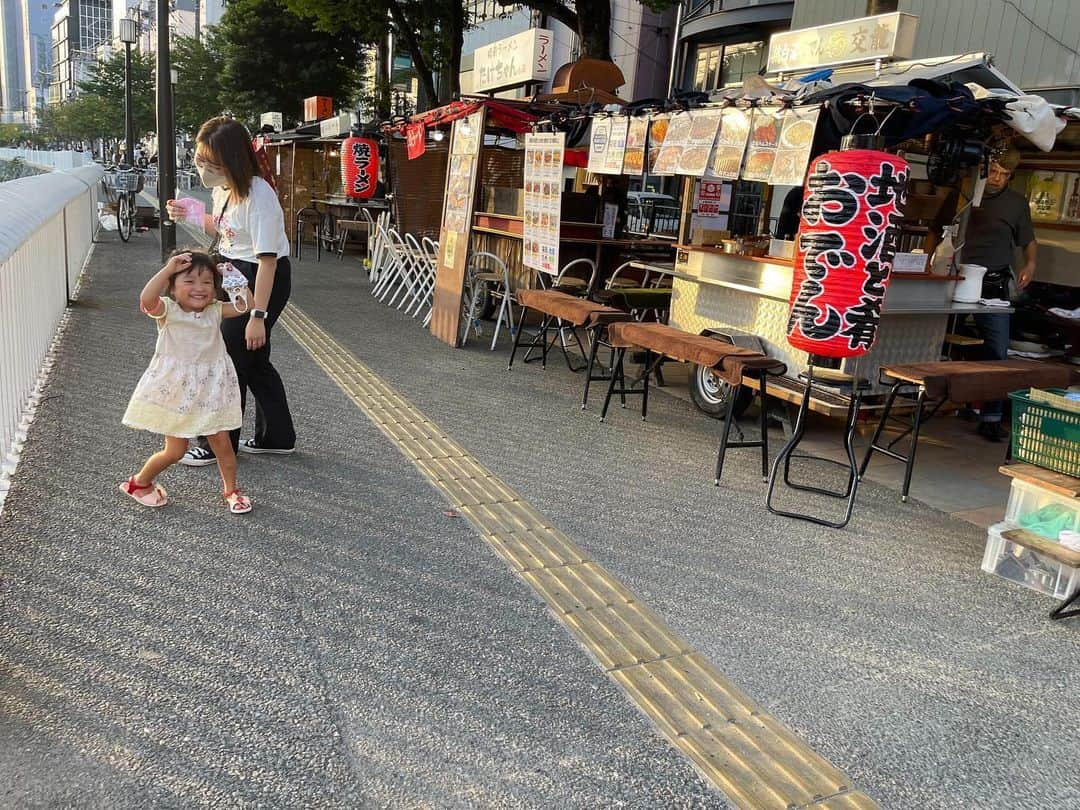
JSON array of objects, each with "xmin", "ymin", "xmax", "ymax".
[{"xmin": 668, "ymin": 248, "xmax": 1011, "ymax": 395}]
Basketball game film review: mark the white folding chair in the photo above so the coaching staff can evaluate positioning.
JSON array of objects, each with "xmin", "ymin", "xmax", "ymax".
[
  {"xmin": 462, "ymin": 251, "xmax": 516, "ymax": 351},
  {"xmin": 373, "ymin": 227, "xmax": 408, "ymax": 302}
]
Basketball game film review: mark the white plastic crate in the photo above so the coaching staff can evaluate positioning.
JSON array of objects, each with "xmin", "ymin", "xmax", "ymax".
[
  {"xmin": 981, "ymin": 521, "xmax": 1080, "ymax": 601},
  {"xmin": 1004, "ymin": 478, "xmax": 1080, "ymax": 538}
]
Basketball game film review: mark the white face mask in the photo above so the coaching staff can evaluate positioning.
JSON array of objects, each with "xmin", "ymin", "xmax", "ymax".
[{"xmin": 197, "ymin": 164, "xmax": 229, "ymax": 188}]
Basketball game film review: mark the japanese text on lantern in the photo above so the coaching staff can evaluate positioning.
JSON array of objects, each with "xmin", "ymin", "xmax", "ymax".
[
  {"xmin": 786, "ymin": 152, "xmax": 908, "ymax": 358},
  {"xmin": 351, "ymin": 140, "xmax": 374, "ymax": 196}
]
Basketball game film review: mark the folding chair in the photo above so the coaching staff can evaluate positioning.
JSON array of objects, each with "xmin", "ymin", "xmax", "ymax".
[{"xmin": 462, "ymin": 252, "xmax": 516, "ymax": 351}]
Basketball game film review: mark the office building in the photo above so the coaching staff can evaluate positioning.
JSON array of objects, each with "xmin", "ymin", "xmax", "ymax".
[{"xmin": 50, "ymin": 0, "xmax": 112, "ymax": 105}]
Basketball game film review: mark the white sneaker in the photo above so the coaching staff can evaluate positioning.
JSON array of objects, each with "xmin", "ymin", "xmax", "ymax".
[
  {"xmin": 179, "ymin": 446, "xmax": 216, "ymax": 467},
  {"xmin": 239, "ymin": 439, "xmax": 295, "ymax": 455}
]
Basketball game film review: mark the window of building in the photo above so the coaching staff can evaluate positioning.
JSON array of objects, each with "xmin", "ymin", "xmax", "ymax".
[
  {"xmin": 689, "ymin": 40, "xmax": 766, "ymax": 92},
  {"xmin": 466, "ymin": 0, "xmax": 523, "ymax": 24}
]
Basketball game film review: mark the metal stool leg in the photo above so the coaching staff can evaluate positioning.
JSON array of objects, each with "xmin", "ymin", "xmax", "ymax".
[
  {"xmin": 1050, "ymin": 587, "xmax": 1080, "ymax": 621},
  {"xmin": 600, "ymin": 348, "xmax": 626, "ymax": 422},
  {"xmin": 582, "ymin": 324, "xmax": 604, "ymax": 409},
  {"xmin": 759, "ymin": 374, "xmax": 770, "ymax": 482},
  {"xmin": 507, "ymin": 306, "xmax": 530, "ymax": 370},
  {"xmin": 641, "ymin": 350, "xmax": 651, "ymax": 421},
  {"xmin": 715, "ymin": 381, "xmax": 741, "ymax": 484}
]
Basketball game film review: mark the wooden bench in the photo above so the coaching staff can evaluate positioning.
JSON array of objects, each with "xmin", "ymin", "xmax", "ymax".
[
  {"xmin": 861, "ymin": 360, "xmax": 1077, "ymax": 502},
  {"xmin": 507, "ymin": 289, "xmax": 632, "ymax": 408},
  {"xmin": 600, "ymin": 321, "xmax": 786, "ymax": 483}
]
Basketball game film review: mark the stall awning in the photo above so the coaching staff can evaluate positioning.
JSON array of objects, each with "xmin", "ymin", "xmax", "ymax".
[{"xmin": 383, "ymin": 99, "xmax": 538, "ymax": 136}]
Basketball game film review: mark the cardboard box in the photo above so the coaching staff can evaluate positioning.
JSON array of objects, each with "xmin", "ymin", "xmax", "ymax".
[
  {"xmin": 692, "ymin": 228, "xmax": 730, "ymax": 246},
  {"xmin": 303, "ymin": 96, "xmax": 333, "ymax": 122}
]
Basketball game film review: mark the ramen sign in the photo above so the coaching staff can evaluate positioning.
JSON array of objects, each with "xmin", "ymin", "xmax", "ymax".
[{"xmin": 473, "ymin": 29, "xmax": 554, "ymax": 93}]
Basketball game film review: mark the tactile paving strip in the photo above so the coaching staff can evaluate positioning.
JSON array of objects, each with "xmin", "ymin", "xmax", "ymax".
[{"xmin": 281, "ymin": 305, "xmax": 878, "ymax": 809}]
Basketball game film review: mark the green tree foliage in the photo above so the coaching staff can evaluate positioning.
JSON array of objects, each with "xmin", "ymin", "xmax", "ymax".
[
  {"xmin": 284, "ymin": 0, "xmax": 465, "ymax": 113},
  {"xmin": 173, "ymin": 35, "xmax": 228, "ymax": 133},
  {"xmin": 214, "ymin": 0, "xmax": 368, "ymax": 128},
  {"xmin": 76, "ymin": 48, "xmax": 157, "ymax": 138}
]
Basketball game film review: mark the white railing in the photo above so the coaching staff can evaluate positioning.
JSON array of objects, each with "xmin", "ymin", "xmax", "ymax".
[
  {"xmin": 0, "ymin": 148, "xmax": 94, "ymax": 171},
  {"xmin": 0, "ymin": 164, "xmax": 104, "ymax": 505}
]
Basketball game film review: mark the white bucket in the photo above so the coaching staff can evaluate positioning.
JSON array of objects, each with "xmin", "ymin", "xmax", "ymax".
[{"xmin": 953, "ymin": 264, "xmax": 987, "ymax": 303}]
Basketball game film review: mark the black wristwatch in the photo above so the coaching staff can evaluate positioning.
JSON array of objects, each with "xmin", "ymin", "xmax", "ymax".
[{"xmin": 250, "ymin": 308, "xmax": 268, "ymax": 320}]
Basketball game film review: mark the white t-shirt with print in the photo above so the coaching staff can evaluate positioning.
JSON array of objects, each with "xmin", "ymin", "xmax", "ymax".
[{"xmin": 211, "ymin": 176, "xmax": 290, "ymax": 262}]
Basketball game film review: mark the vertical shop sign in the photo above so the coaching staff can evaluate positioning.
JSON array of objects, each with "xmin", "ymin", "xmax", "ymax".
[{"xmin": 431, "ymin": 109, "xmax": 486, "ymax": 347}]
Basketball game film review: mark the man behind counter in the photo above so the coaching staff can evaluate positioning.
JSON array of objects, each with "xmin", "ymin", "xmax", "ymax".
[{"xmin": 961, "ymin": 147, "xmax": 1038, "ymax": 442}]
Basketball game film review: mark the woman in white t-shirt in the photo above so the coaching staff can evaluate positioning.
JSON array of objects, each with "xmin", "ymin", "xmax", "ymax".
[{"xmin": 167, "ymin": 117, "xmax": 296, "ymax": 465}]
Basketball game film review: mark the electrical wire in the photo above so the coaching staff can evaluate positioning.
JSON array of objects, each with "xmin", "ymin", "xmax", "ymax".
[{"xmin": 996, "ymin": 0, "xmax": 1080, "ymax": 61}]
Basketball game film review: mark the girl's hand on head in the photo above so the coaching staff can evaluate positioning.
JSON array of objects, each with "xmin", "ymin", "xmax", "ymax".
[
  {"xmin": 166, "ymin": 252, "xmax": 192, "ymax": 273},
  {"xmin": 245, "ymin": 317, "xmax": 266, "ymax": 351}
]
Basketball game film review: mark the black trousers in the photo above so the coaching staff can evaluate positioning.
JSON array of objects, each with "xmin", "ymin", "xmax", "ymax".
[{"xmin": 201, "ymin": 256, "xmax": 295, "ymax": 453}]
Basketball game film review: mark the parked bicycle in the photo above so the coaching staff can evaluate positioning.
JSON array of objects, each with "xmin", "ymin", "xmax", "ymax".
[{"xmin": 102, "ymin": 164, "xmax": 145, "ymax": 242}]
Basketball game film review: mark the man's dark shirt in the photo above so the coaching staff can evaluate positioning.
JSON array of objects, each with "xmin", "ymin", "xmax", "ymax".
[{"xmin": 963, "ymin": 186, "xmax": 1035, "ymax": 271}]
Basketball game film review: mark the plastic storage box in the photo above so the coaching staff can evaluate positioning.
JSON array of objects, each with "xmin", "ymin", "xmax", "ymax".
[
  {"xmin": 1004, "ymin": 477, "xmax": 1080, "ymax": 536},
  {"xmin": 1009, "ymin": 388, "xmax": 1080, "ymax": 478},
  {"xmin": 982, "ymin": 521, "xmax": 1080, "ymax": 600}
]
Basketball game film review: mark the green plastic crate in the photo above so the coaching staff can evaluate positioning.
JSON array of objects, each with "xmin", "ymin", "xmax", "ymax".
[{"xmin": 1009, "ymin": 388, "xmax": 1080, "ymax": 478}]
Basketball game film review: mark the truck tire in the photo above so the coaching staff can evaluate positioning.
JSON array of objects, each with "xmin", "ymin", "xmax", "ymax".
[{"xmin": 690, "ymin": 363, "xmax": 753, "ymax": 420}]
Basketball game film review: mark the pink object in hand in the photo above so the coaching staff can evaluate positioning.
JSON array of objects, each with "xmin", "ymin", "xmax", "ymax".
[{"xmin": 175, "ymin": 196, "xmax": 205, "ymax": 226}]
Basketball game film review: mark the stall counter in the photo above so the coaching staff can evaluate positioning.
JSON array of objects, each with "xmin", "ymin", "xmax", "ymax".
[{"xmin": 669, "ymin": 245, "xmax": 1010, "ymax": 395}]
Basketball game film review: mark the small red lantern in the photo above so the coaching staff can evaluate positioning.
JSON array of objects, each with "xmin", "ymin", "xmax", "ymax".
[
  {"xmin": 341, "ymin": 136, "xmax": 379, "ymax": 199},
  {"xmin": 786, "ymin": 149, "xmax": 909, "ymax": 358}
]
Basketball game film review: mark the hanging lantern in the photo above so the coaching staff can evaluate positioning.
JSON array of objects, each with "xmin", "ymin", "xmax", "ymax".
[
  {"xmin": 341, "ymin": 136, "xmax": 379, "ymax": 199},
  {"xmin": 786, "ymin": 149, "xmax": 909, "ymax": 359}
]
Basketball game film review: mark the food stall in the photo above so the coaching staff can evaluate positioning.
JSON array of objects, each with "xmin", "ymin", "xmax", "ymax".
[{"xmin": 645, "ymin": 14, "xmax": 1067, "ymax": 413}]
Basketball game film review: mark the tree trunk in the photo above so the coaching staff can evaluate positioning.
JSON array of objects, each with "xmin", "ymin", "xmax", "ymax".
[
  {"xmin": 445, "ymin": 0, "xmax": 464, "ymax": 102},
  {"xmin": 577, "ymin": 0, "xmax": 611, "ymax": 61},
  {"xmin": 384, "ymin": 0, "xmax": 439, "ymax": 111}
]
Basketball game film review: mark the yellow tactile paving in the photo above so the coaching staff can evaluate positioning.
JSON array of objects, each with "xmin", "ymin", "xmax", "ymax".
[{"xmin": 280, "ymin": 305, "xmax": 879, "ymax": 809}]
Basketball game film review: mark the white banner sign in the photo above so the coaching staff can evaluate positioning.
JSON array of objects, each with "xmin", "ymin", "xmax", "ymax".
[
  {"xmin": 473, "ymin": 28, "xmax": 554, "ymax": 93},
  {"xmin": 523, "ymin": 132, "xmax": 565, "ymax": 275}
]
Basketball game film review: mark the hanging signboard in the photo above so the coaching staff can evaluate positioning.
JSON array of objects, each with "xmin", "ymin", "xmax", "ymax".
[
  {"xmin": 524, "ymin": 131, "xmax": 566, "ymax": 275},
  {"xmin": 651, "ymin": 111, "xmax": 693, "ymax": 175},
  {"xmin": 707, "ymin": 108, "xmax": 751, "ymax": 180},
  {"xmin": 405, "ymin": 122, "xmax": 426, "ymax": 160},
  {"xmin": 474, "ymin": 28, "xmax": 555, "ymax": 93},
  {"xmin": 431, "ymin": 109, "xmax": 486, "ymax": 347},
  {"xmin": 766, "ymin": 12, "xmax": 918, "ymax": 74},
  {"xmin": 769, "ymin": 106, "xmax": 820, "ymax": 186},
  {"xmin": 622, "ymin": 117, "xmax": 649, "ymax": 176},
  {"xmin": 646, "ymin": 114, "xmax": 670, "ymax": 175},
  {"xmin": 587, "ymin": 117, "xmax": 612, "ymax": 175},
  {"xmin": 741, "ymin": 109, "xmax": 781, "ymax": 183},
  {"xmin": 601, "ymin": 117, "xmax": 629, "ymax": 174},
  {"xmin": 677, "ymin": 109, "xmax": 723, "ymax": 176}
]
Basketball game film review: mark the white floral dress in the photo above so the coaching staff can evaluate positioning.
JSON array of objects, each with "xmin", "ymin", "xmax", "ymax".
[{"xmin": 123, "ymin": 297, "xmax": 242, "ymax": 438}]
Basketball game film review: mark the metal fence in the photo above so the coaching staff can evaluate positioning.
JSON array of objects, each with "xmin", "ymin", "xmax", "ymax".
[
  {"xmin": 0, "ymin": 149, "xmax": 93, "ymax": 171},
  {"xmin": 625, "ymin": 200, "xmax": 681, "ymax": 239},
  {"xmin": 0, "ymin": 164, "xmax": 104, "ymax": 500}
]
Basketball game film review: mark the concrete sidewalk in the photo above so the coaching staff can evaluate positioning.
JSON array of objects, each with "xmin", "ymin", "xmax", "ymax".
[{"xmin": 1, "ymin": 229, "xmax": 1078, "ymax": 808}]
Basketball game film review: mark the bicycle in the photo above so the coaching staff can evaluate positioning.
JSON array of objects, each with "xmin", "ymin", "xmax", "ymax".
[{"xmin": 102, "ymin": 164, "xmax": 145, "ymax": 242}]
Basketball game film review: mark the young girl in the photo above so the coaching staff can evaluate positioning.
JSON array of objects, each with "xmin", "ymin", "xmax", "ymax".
[
  {"xmin": 167, "ymin": 116, "xmax": 295, "ymax": 467},
  {"xmin": 120, "ymin": 250, "xmax": 253, "ymax": 514}
]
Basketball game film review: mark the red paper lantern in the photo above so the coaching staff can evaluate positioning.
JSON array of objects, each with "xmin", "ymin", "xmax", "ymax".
[
  {"xmin": 341, "ymin": 136, "xmax": 379, "ymax": 199},
  {"xmin": 786, "ymin": 149, "xmax": 909, "ymax": 359}
]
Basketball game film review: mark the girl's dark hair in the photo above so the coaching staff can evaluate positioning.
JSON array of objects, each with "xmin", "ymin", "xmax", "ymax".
[
  {"xmin": 195, "ymin": 117, "xmax": 260, "ymax": 198},
  {"xmin": 167, "ymin": 248, "xmax": 226, "ymax": 301}
]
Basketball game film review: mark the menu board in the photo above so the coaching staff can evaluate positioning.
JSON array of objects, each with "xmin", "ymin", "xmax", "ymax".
[
  {"xmin": 601, "ymin": 117, "xmax": 629, "ymax": 174},
  {"xmin": 442, "ymin": 154, "xmax": 477, "ymax": 234},
  {"xmin": 622, "ymin": 117, "xmax": 649, "ymax": 176},
  {"xmin": 769, "ymin": 107, "xmax": 820, "ymax": 186},
  {"xmin": 1062, "ymin": 173, "xmax": 1080, "ymax": 223},
  {"xmin": 432, "ymin": 108, "xmax": 486, "ymax": 347},
  {"xmin": 524, "ymin": 131, "xmax": 566, "ymax": 275},
  {"xmin": 651, "ymin": 111, "xmax": 692, "ymax": 175},
  {"xmin": 587, "ymin": 117, "xmax": 611, "ymax": 175},
  {"xmin": 707, "ymin": 108, "xmax": 751, "ymax": 180},
  {"xmin": 742, "ymin": 109, "xmax": 781, "ymax": 183},
  {"xmin": 647, "ymin": 114, "xmax": 670, "ymax": 175},
  {"xmin": 677, "ymin": 109, "xmax": 723, "ymax": 176}
]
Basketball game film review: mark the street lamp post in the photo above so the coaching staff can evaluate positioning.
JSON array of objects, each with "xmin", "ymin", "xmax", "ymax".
[
  {"xmin": 118, "ymin": 17, "xmax": 137, "ymax": 169},
  {"xmin": 156, "ymin": 0, "xmax": 176, "ymax": 259}
]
